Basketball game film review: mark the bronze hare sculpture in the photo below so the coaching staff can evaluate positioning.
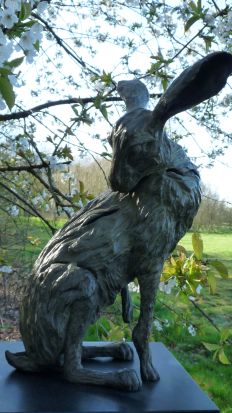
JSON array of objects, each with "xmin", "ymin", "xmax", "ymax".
[{"xmin": 6, "ymin": 52, "xmax": 232, "ymax": 391}]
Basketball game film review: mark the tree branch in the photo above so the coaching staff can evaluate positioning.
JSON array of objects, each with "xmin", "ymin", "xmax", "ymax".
[
  {"xmin": 0, "ymin": 193, "xmax": 39, "ymax": 219},
  {"xmin": 0, "ymin": 161, "xmax": 71, "ymax": 173},
  {"xmin": 189, "ymin": 297, "xmax": 220, "ymax": 332},
  {"xmin": 210, "ymin": 0, "xmax": 221, "ymax": 12},
  {"xmin": 0, "ymin": 181, "xmax": 56, "ymax": 233},
  {"xmin": 0, "ymin": 94, "xmax": 161, "ymax": 122}
]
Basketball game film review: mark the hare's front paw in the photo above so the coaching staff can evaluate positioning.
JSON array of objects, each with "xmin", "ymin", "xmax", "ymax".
[
  {"xmin": 116, "ymin": 368, "xmax": 141, "ymax": 392},
  {"xmin": 113, "ymin": 342, "xmax": 134, "ymax": 361},
  {"xmin": 141, "ymin": 359, "xmax": 160, "ymax": 382}
]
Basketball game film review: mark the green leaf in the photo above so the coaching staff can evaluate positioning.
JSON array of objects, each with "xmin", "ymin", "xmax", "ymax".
[
  {"xmin": 213, "ymin": 348, "xmax": 219, "ymax": 361},
  {"xmin": 0, "ymin": 76, "xmax": 15, "ymax": 110},
  {"xmin": 19, "ymin": 2, "xmax": 31, "ymax": 21},
  {"xmin": 34, "ymin": 40, "xmax": 40, "ymax": 52},
  {"xmin": 162, "ymin": 77, "xmax": 168, "ymax": 91},
  {"xmin": 220, "ymin": 327, "xmax": 231, "ymax": 343},
  {"xmin": 185, "ymin": 15, "xmax": 201, "ymax": 32},
  {"xmin": 189, "ymin": 1, "xmax": 198, "ymax": 12},
  {"xmin": 210, "ymin": 260, "xmax": 228, "ymax": 279},
  {"xmin": 207, "ymin": 271, "xmax": 217, "ymax": 294},
  {"xmin": 100, "ymin": 151, "xmax": 112, "ymax": 158},
  {"xmin": 100, "ymin": 71, "xmax": 113, "ymax": 86},
  {"xmin": 147, "ymin": 61, "xmax": 163, "ymax": 75},
  {"xmin": 107, "ymin": 325, "xmax": 124, "ymax": 341},
  {"xmin": 177, "ymin": 244, "xmax": 187, "ymax": 255},
  {"xmin": 218, "ymin": 348, "xmax": 230, "ymax": 365},
  {"xmin": 79, "ymin": 180, "xmax": 85, "ymax": 193},
  {"xmin": 71, "ymin": 193, "xmax": 80, "ymax": 204},
  {"xmin": 71, "ymin": 105, "xmax": 78, "ymax": 116},
  {"xmin": 87, "ymin": 193, "xmax": 95, "ymax": 200},
  {"xmin": 7, "ymin": 57, "xmax": 24, "ymax": 69},
  {"xmin": 192, "ymin": 233, "xmax": 203, "ymax": 260},
  {"xmin": 94, "ymin": 94, "xmax": 102, "ymax": 109},
  {"xmin": 202, "ymin": 342, "xmax": 220, "ymax": 352},
  {"xmin": 0, "ymin": 68, "xmax": 11, "ymax": 76},
  {"xmin": 56, "ymin": 145, "xmax": 73, "ymax": 160},
  {"xmin": 202, "ymin": 36, "xmax": 213, "ymax": 52},
  {"xmin": 100, "ymin": 104, "xmax": 108, "ymax": 120}
]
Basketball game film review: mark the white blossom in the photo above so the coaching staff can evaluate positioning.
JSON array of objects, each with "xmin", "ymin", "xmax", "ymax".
[
  {"xmin": 0, "ymin": 265, "xmax": 13, "ymax": 273},
  {"xmin": 213, "ymin": 11, "xmax": 232, "ymax": 48},
  {"xmin": 18, "ymin": 30, "xmax": 36, "ymax": 51},
  {"xmin": 188, "ymin": 325, "xmax": 196, "ymax": 336},
  {"xmin": 0, "ymin": 42, "xmax": 13, "ymax": 65},
  {"xmin": 188, "ymin": 295, "xmax": 195, "ymax": 301},
  {"xmin": 8, "ymin": 205, "xmax": 19, "ymax": 216},
  {"xmin": 204, "ymin": 14, "xmax": 214, "ymax": 25},
  {"xmin": 159, "ymin": 277, "xmax": 177, "ymax": 294},
  {"xmin": 32, "ymin": 195, "xmax": 43, "ymax": 205},
  {"xmin": 5, "ymin": 0, "xmax": 21, "ymax": 12},
  {"xmin": 24, "ymin": 48, "xmax": 37, "ymax": 63},
  {"xmin": 17, "ymin": 136, "xmax": 29, "ymax": 149},
  {"xmin": 30, "ymin": 23, "xmax": 43, "ymax": 42},
  {"xmin": 153, "ymin": 320, "xmax": 163, "ymax": 332},
  {"xmin": 0, "ymin": 97, "xmax": 6, "ymax": 110},
  {"xmin": 37, "ymin": 1, "xmax": 49, "ymax": 14},
  {"xmin": 0, "ymin": 6, "xmax": 18, "ymax": 29},
  {"xmin": 0, "ymin": 29, "xmax": 7, "ymax": 45},
  {"xmin": 9, "ymin": 74, "xmax": 20, "ymax": 87},
  {"xmin": 128, "ymin": 282, "xmax": 139, "ymax": 292},
  {"xmin": 196, "ymin": 284, "xmax": 203, "ymax": 295},
  {"xmin": 71, "ymin": 188, "xmax": 79, "ymax": 197},
  {"xmin": 18, "ymin": 23, "xmax": 43, "ymax": 51}
]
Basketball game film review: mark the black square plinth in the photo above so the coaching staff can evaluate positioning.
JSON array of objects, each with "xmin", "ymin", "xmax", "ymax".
[{"xmin": 0, "ymin": 341, "xmax": 219, "ymax": 413}]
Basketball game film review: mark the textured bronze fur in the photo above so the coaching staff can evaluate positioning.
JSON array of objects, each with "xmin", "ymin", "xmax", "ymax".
[{"xmin": 6, "ymin": 52, "xmax": 232, "ymax": 391}]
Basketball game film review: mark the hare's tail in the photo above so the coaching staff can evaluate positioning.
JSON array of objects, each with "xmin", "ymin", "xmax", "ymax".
[{"xmin": 5, "ymin": 350, "xmax": 41, "ymax": 372}]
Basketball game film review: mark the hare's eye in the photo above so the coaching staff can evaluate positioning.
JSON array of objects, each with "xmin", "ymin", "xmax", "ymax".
[
  {"xmin": 127, "ymin": 144, "xmax": 146, "ymax": 168},
  {"xmin": 127, "ymin": 145, "xmax": 142, "ymax": 163}
]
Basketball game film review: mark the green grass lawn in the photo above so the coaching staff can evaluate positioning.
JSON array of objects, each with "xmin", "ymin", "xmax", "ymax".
[
  {"xmin": 181, "ymin": 232, "xmax": 232, "ymax": 259},
  {"xmin": 0, "ymin": 216, "xmax": 64, "ymax": 269},
  {"xmin": 181, "ymin": 232, "xmax": 232, "ymax": 276}
]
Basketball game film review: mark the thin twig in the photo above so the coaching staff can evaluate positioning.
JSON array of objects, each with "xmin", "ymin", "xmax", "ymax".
[
  {"xmin": 189, "ymin": 298, "xmax": 220, "ymax": 332},
  {"xmin": 0, "ymin": 161, "xmax": 71, "ymax": 173},
  {"xmin": 0, "ymin": 181, "xmax": 56, "ymax": 233}
]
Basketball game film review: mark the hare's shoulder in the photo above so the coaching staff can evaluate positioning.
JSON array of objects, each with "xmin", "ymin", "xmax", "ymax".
[
  {"xmin": 60, "ymin": 190, "xmax": 121, "ymax": 236},
  {"xmin": 34, "ymin": 190, "xmax": 124, "ymax": 268}
]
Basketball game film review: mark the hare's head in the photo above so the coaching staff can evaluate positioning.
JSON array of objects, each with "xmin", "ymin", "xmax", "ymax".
[
  {"xmin": 109, "ymin": 108, "xmax": 163, "ymax": 193},
  {"xmin": 109, "ymin": 52, "xmax": 232, "ymax": 193}
]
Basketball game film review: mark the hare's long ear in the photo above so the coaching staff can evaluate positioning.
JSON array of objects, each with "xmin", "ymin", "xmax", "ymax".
[{"xmin": 152, "ymin": 51, "xmax": 232, "ymax": 125}]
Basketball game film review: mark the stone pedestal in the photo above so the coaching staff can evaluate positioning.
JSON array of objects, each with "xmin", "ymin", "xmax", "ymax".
[{"xmin": 0, "ymin": 341, "xmax": 219, "ymax": 413}]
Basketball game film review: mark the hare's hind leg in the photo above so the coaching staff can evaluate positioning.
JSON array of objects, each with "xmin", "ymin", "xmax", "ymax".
[
  {"xmin": 5, "ymin": 351, "xmax": 42, "ymax": 372},
  {"xmin": 82, "ymin": 341, "xmax": 134, "ymax": 361},
  {"xmin": 64, "ymin": 282, "xmax": 140, "ymax": 391}
]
